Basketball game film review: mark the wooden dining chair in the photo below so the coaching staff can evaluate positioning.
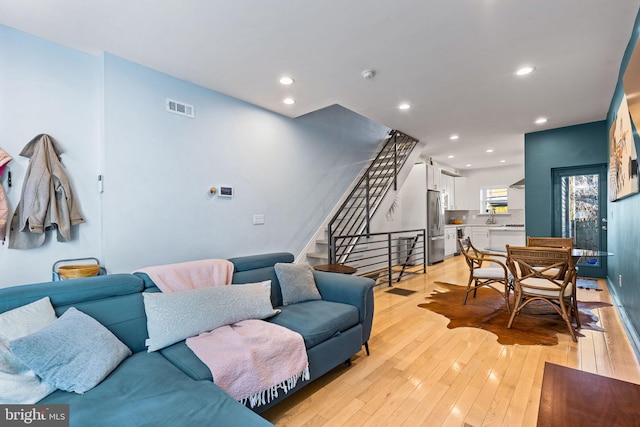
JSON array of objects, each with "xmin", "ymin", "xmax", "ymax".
[
  {"xmin": 457, "ymin": 237, "xmax": 513, "ymax": 312},
  {"xmin": 526, "ymin": 236, "xmax": 579, "ymax": 329},
  {"xmin": 505, "ymin": 245, "xmax": 578, "ymax": 341},
  {"xmin": 526, "ymin": 236, "xmax": 573, "ymax": 249}
]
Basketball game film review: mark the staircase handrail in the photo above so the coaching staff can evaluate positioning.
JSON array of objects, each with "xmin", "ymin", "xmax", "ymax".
[{"xmin": 327, "ymin": 129, "xmax": 419, "ymax": 264}]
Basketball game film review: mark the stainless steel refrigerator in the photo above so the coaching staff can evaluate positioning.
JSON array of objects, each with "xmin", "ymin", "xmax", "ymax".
[{"xmin": 427, "ymin": 189, "xmax": 445, "ymax": 264}]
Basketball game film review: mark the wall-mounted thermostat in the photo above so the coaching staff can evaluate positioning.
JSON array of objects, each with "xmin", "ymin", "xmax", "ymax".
[{"xmin": 218, "ymin": 186, "xmax": 234, "ymax": 198}]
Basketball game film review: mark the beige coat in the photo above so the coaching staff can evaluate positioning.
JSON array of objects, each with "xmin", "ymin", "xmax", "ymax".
[
  {"xmin": 0, "ymin": 147, "xmax": 12, "ymax": 243},
  {"xmin": 9, "ymin": 134, "xmax": 85, "ymax": 249}
]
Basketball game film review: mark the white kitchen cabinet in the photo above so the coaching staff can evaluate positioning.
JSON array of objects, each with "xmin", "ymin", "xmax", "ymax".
[
  {"xmin": 508, "ymin": 187, "xmax": 525, "ymax": 209},
  {"xmin": 441, "ymin": 173, "xmax": 455, "ymax": 210},
  {"xmin": 427, "ymin": 164, "xmax": 440, "ymax": 190},
  {"xmin": 488, "ymin": 228, "xmax": 526, "ymax": 251},
  {"xmin": 472, "ymin": 227, "xmax": 490, "ymax": 250},
  {"xmin": 445, "ymin": 227, "xmax": 457, "ymax": 257},
  {"xmin": 454, "ymin": 177, "xmax": 468, "ymax": 210}
]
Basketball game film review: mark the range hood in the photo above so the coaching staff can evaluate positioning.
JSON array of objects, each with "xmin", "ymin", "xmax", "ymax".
[{"xmin": 509, "ymin": 178, "xmax": 525, "ymax": 189}]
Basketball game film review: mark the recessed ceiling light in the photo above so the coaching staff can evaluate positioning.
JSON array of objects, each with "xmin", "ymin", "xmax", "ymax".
[
  {"xmin": 361, "ymin": 69, "xmax": 376, "ymax": 80},
  {"xmin": 398, "ymin": 103, "xmax": 411, "ymax": 110},
  {"xmin": 535, "ymin": 117, "xmax": 548, "ymax": 124},
  {"xmin": 466, "ymin": 164, "xmax": 472, "ymax": 167},
  {"xmin": 486, "ymin": 149, "xmax": 494, "ymax": 153},
  {"xmin": 283, "ymin": 98, "xmax": 295, "ymax": 105},
  {"xmin": 516, "ymin": 65, "xmax": 535, "ymax": 76},
  {"xmin": 279, "ymin": 76, "xmax": 295, "ymax": 85},
  {"xmin": 500, "ymin": 160, "xmax": 506, "ymax": 163},
  {"xmin": 448, "ymin": 155, "xmax": 454, "ymax": 159},
  {"xmin": 450, "ymin": 134, "xmax": 459, "ymax": 140}
]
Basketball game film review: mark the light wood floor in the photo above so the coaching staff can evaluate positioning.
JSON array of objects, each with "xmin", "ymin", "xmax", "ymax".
[{"xmin": 262, "ymin": 255, "xmax": 640, "ymax": 426}]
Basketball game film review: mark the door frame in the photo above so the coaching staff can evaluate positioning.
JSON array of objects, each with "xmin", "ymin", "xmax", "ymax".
[{"xmin": 551, "ymin": 163, "xmax": 608, "ymax": 278}]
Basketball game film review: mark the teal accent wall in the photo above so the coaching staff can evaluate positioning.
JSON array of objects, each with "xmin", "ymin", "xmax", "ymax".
[
  {"xmin": 525, "ymin": 7, "xmax": 640, "ymax": 356},
  {"xmin": 524, "ymin": 121, "xmax": 608, "ymax": 236},
  {"xmin": 605, "ymin": 8, "xmax": 640, "ymax": 354}
]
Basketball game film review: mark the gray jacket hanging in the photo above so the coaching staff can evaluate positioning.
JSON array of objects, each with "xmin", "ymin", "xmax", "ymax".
[{"xmin": 9, "ymin": 134, "xmax": 85, "ymax": 249}]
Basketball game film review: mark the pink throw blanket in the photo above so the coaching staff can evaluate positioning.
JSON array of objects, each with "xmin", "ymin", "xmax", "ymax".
[
  {"xmin": 137, "ymin": 259, "xmax": 234, "ymax": 292},
  {"xmin": 186, "ymin": 319, "xmax": 309, "ymax": 407}
]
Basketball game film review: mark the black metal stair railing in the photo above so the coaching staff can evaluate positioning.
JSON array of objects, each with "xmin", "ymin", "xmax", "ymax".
[
  {"xmin": 331, "ymin": 229, "xmax": 427, "ymax": 285},
  {"xmin": 327, "ymin": 130, "xmax": 419, "ymax": 265}
]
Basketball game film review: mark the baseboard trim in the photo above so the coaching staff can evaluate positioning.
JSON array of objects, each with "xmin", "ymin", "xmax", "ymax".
[{"xmin": 606, "ymin": 277, "xmax": 640, "ymax": 362}]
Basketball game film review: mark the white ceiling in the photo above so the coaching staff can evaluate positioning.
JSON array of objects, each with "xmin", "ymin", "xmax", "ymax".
[{"xmin": 1, "ymin": 0, "xmax": 639, "ymax": 170}]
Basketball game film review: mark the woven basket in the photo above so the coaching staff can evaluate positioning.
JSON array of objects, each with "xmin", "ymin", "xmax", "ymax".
[{"xmin": 57, "ymin": 264, "xmax": 101, "ymax": 279}]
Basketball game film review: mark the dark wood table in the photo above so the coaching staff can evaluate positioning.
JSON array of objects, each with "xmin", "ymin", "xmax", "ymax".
[
  {"xmin": 313, "ymin": 264, "xmax": 357, "ymax": 275},
  {"xmin": 537, "ymin": 362, "xmax": 640, "ymax": 426}
]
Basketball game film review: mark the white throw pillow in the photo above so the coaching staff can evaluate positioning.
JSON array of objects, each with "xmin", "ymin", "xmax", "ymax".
[
  {"xmin": 0, "ymin": 297, "xmax": 57, "ymax": 403},
  {"xmin": 143, "ymin": 281, "xmax": 279, "ymax": 352}
]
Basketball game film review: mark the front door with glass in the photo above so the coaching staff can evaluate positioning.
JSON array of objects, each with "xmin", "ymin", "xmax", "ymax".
[{"xmin": 552, "ymin": 164, "xmax": 607, "ymax": 278}]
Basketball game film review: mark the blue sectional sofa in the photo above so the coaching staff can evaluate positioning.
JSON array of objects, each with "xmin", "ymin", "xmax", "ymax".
[{"xmin": 0, "ymin": 253, "xmax": 375, "ymax": 426}]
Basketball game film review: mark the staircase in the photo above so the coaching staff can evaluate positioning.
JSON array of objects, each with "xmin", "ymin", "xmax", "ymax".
[{"xmin": 306, "ymin": 130, "xmax": 419, "ymax": 266}]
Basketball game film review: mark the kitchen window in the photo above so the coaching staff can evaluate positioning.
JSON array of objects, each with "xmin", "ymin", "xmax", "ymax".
[{"xmin": 481, "ymin": 186, "xmax": 509, "ymax": 214}]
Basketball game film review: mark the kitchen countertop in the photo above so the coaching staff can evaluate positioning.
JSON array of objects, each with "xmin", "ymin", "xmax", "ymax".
[{"xmin": 446, "ymin": 224, "xmax": 525, "ymax": 230}]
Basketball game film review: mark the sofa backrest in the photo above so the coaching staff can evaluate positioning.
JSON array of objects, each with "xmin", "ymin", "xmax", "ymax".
[
  {"xmin": 0, "ymin": 274, "xmax": 149, "ymax": 353},
  {"xmin": 136, "ymin": 252, "xmax": 295, "ymax": 307},
  {"xmin": 228, "ymin": 252, "xmax": 294, "ymax": 307}
]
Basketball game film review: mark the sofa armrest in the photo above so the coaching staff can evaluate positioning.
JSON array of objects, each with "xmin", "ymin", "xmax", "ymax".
[{"xmin": 313, "ymin": 271, "xmax": 375, "ymax": 345}]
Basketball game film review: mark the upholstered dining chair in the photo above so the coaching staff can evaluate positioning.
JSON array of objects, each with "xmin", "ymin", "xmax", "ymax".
[
  {"xmin": 505, "ymin": 245, "xmax": 578, "ymax": 341},
  {"xmin": 457, "ymin": 237, "xmax": 513, "ymax": 312},
  {"xmin": 526, "ymin": 236, "xmax": 579, "ymax": 329}
]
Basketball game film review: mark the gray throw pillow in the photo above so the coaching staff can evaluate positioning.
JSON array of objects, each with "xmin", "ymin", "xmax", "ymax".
[
  {"xmin": 274, "ymin": 263, "xmax": 322, "ymax": 305},
  {"xmin": 9, "ymin": 307, "xmax": 131, "ymax": 394},
  {"xmin": 143, "ymin": 280, "xmax": 279, "ymax": 352}
]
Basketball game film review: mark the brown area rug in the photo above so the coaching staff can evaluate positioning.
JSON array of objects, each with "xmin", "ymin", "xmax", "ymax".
[{"xmin": 418, "ymin": 282, "xmax": 610, "ymax": 345}]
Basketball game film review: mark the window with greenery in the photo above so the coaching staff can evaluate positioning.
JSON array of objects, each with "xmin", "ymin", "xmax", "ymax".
[{"xmin": 481, "ymin": 186, "xmax": 509, "ymax": 213}]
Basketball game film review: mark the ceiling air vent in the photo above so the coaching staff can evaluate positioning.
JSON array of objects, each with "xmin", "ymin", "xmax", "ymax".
[{"xmin": 166, "ymin": 98, "xmax": 194, "ymax": 118}]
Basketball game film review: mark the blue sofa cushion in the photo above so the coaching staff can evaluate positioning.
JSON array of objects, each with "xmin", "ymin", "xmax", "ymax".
[
  {"xmin": 39, "ymin": 351, "xmax": 273, "ymax": 427},
  {"xmin": 267, "ymin": 300, "xmax": 359, "ymax": 349},
  {"xmin": 229, "ymin": 252, "xmax": 294, "ymax": 273},
  {"xmin": 0, "ymin": 275, "xmax": 149, "ymax": 354},
  {"xmin": 160, "ymin": 341, "xmax": 212, "ymax": 381},
  {"xmin": 0, "ymin": 274, "xmax": 143, "ymax": 313}
]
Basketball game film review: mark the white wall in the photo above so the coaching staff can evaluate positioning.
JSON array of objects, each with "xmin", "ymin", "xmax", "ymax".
[
  {"xmin": 0, "ymin": 25, "xmax": 102, "ymax": 286},
  {"xmin": 461, "ymin": 164, "xmax": 525, "ymax": 211},
  {"xmin": 398, "ymin": 163, "xmax": 427, "ymax": 230},
  {"xmin": 0, "ymin": 25, "xmax": 388, "ymax": 286}
]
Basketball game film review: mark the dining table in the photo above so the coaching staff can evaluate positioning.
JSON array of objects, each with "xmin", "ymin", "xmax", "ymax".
[{"xmin": 570, "ymin": 248, "xmax": 614, "ymax": 263}]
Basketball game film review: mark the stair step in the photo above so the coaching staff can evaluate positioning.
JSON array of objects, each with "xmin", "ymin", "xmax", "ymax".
[
  {"xmin": 305, "ymin": 131, "xmax": 417, "ymax": 269},
  {"xmin": 307, "ymin": 252, "xmax": 328, "ymax": 260}
]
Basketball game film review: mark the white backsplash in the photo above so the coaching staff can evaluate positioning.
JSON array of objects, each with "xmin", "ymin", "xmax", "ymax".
[{"xmin": 445, "ymin": 209, "xmax": 525, "ymax": 226}]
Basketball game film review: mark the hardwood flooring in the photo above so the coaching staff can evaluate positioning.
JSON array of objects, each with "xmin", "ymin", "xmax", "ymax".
[{"xmin": 261, "ymin": 255, "xmax": 640, "ymax": 426}]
